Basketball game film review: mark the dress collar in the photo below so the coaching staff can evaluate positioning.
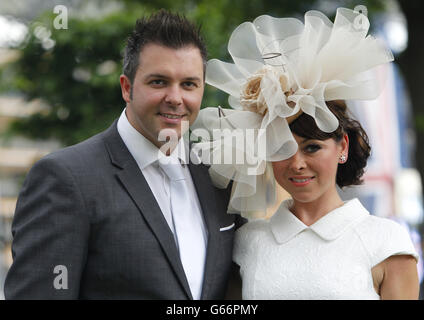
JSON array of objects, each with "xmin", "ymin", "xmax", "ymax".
[
  {"xmin": 117, "ymin": 108, "xmax": 189, "ymax": 169},
  {"xmin": 270, "ymin": 198, "xmax": 369, "ymax": 244}
]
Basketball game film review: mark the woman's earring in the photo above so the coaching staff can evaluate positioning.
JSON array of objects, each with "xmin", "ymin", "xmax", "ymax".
[{"xmin": 339, "ymin": 154, "xmax": 347, "ymax": 163}]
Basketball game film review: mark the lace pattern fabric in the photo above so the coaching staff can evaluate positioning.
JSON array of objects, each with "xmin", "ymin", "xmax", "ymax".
[{"xmin": 234, "ymin": 199, "xmax": 419, "ymax": 300}]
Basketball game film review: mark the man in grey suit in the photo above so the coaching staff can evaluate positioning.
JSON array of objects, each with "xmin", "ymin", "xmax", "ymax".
[{"xmin": 4, "ymin": 10, "xmax": 237, "ymax": 299}]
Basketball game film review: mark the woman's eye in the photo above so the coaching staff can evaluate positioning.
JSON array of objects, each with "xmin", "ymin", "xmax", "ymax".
[{"xmin": 303, "ymin": 144, "xmax": 321, "ymax": 153}]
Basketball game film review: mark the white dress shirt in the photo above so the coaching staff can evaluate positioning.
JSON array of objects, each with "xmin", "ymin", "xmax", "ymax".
[{"xmin": 116, "ymin": 109, "xmax": 208, "ymax": 252}]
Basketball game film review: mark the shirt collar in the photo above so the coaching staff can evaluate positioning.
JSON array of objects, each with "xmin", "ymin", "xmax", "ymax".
[
  {"xmin": 270, "ymin": 198, "xmax": 369, "ymax": 244},
  {"xmin": 117, "ymin": 108, "xmax": 189, "ymax": 170}
]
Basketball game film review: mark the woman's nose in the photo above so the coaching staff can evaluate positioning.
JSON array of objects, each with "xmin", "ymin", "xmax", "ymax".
[{"xmin": 289, "ymin": 152, "xmax": 306, "ymax": 171}]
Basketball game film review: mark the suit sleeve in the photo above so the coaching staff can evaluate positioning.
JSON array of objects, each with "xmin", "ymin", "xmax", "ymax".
[{"xmin": 4, "ymin": 156, "xmax": 90, "ymax": 299}]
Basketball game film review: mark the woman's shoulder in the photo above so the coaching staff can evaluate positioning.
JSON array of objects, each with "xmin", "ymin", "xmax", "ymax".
[
  {"xmin": 353, "ymin": 212, "xmax": 418, "ymax": 267},
  {"xmin": 354, "ymin": 213, "xmax": 411, "ymax": 240}
]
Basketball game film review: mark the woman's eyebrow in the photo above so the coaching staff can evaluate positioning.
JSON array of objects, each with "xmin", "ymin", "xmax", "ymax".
[{"xmin": 298, "ymin": 138, "xmax": 312, "ymax": 145}]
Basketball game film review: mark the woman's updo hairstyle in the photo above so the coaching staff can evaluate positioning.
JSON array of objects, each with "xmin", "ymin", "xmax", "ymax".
[{"xmin": 289, "ymin": 100, "xmax": 371, "ymax": 188}]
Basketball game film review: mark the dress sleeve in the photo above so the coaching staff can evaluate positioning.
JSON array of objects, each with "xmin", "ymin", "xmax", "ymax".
[{"xmin": 358, "ymin": 216, "xmax": 419, "ymax": 268}]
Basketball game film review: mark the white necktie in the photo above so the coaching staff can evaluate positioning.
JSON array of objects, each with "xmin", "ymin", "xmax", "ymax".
[{"xmin": 158, "ymin": 158, "xmax": 206, "ymax": 300}]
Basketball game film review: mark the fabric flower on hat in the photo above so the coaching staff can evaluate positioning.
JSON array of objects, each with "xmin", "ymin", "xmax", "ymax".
[{"xmin": 191, "ymin": 8, "xmax": 394, "ymax": 219}]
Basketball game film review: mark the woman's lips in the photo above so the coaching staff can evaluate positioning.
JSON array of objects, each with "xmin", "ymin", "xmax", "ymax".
[{"xmin": 289, "ymin": 176, "xmax": 315, "ymax": 187}]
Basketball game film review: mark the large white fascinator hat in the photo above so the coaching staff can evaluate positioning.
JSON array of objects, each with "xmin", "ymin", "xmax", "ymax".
[{"xmin": 191, "ymin": 7, "xmax": 394, "ymax": 219}]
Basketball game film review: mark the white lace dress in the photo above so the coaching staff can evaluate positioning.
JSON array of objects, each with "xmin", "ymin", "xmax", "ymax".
[{"xmin": 234, "ymin": 198, "xmax": 419, "ymax": 299}]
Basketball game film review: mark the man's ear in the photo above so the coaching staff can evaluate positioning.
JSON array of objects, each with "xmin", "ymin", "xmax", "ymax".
[{"xmin": 120, "ymin": 74, "xmax": 132, "ymax": 103}]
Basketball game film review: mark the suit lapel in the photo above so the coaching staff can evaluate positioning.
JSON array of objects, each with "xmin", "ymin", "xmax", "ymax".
[
  {"xmin": 102, "ymin": 121, "xmax": 193, "ymax": 299},
  {"xmin": 188, "ymin": 163, "xmax": 221, "ymax": 300}
]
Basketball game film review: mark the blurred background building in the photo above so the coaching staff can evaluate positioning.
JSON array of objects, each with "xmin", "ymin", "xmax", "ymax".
[
  {"xmin": 341, "ymin": 62, "xmax": 424, "ymax": 285},
  {"xmin": 0, "ymin": 94, "xmax": 60, "ymax": 299},
  {"xmin": 0, "ymin": 0, "xmax": 423, "ymax": 299}
]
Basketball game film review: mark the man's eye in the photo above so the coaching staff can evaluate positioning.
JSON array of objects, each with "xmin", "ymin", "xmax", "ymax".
[
  {"xmin": 183, "ymin": 82, "xmax": 197, "ymax": 88},
  {"xmin": 149, "ymin": 79, "xmax": 166, "ymax": 86},
  {"xmin": 304, "ymin": 144, "xmax": 321, "ymax": 153}
]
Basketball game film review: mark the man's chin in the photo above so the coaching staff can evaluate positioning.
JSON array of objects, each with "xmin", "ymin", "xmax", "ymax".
[{"xmin": 159, "ymin": 122, "xmax": 189, "ymax": 138}]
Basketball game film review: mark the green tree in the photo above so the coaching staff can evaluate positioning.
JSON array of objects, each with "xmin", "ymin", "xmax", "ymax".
[{"xmin": 1, "ymin": 8, "xmax": 145, "ymax": 145}]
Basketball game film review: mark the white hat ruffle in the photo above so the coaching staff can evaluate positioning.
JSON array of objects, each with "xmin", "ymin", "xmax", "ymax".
[{"xmin": 191, "ymin": 8, "xmax": 394, "ymax": 219}]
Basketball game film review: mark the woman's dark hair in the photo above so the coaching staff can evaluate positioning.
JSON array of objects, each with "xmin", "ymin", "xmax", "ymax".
[
  {"xmin": 123, "ymin": 9, "xmax": 207, "ymax": 85},
  {"xmin": 289, "ymin": 100, "xmax": 371, "ymax": 188}
]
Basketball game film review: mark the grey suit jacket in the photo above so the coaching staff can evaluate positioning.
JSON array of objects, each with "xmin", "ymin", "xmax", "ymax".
[{"xmin": 4, "ymin": 120, "xmax": 236, "ymax": 299}]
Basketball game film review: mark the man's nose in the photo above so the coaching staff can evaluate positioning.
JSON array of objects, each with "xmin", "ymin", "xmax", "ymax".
[{"xmin": 164, "ymin": 85, "xmax": 183, "ymax": 106}]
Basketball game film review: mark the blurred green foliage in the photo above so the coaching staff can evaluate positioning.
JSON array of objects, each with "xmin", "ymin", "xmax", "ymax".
[{"xmin": 0, "ymin": 0, "xmax": 386, "ymax": 145}]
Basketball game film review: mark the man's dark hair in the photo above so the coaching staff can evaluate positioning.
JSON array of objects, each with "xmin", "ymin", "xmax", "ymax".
[{"xmin": 123, "ymin": 9, "xmax": 207, "ymax": 85}]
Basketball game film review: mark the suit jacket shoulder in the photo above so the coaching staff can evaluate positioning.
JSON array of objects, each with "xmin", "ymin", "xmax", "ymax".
[{"xmin": 5, "ymin": 120, "xmax": 237, "ymax": 300}]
